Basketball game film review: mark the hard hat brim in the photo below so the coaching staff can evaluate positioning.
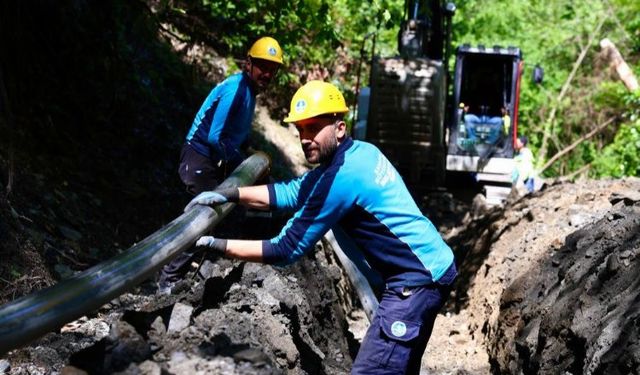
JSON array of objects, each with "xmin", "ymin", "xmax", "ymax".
[
  {"xmin": 248, "ymin": 54, "xmax": 283, "ymax": 65},
  {"xmin": 284, "ymin": 110, "xmax": 349, "ymax": 124}
]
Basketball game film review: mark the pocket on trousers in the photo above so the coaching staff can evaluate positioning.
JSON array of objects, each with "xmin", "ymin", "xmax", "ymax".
[
  {"xmin": 377, "ymin": 314, "xmax": 422, "ymax": 370},
  {"xmin": 379, "ymin": 316, "xmax": 421, "ymax": 342}
]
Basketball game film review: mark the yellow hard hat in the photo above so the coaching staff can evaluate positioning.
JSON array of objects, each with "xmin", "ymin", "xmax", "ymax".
[
  {"xmin": 284, "ymin": 81, "xmax": 349, "ymax": 123},
  {"xmin": 247, "ymin": 37, "xmax": 283, "ymax": 64}
]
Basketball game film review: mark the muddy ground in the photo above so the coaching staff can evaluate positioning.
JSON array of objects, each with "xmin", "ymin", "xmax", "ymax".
[{"xmin": 2, "ymin": 109, "xmax": 640, "ymax": 374}]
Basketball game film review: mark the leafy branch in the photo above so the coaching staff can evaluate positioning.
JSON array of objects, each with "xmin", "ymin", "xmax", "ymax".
[
  {"xmin": 536, "ymin": 14, "xmax": 608, "ymax": 170},
  {"xmin": 539, "ymin": 117, "xmax": 616, "ymax": 175}
]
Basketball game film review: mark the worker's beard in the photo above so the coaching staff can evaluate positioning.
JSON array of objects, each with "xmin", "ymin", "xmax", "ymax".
[
  {"xmin": 255, "ymin": 76, "xmax": 272, "ymax": 90},
  {"xmin": 305, "ymin": 136, "xmax": 338, "ymax": 164},
  {"xmin": 318, "ymin": 137, "xmax": 338, "ymax": 164}
]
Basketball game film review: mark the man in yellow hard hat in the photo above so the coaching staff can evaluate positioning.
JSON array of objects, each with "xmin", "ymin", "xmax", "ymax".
[
  {"xmin": 180, "ymin": 36, "xmax": 283, "ymax": 194},
  {"xmin": 185, "ymin": 81, "xmax": 457, "ymax": 373},
  {"xmin": 158, "ymin": 37, "xmax": 283, "ymax": 293}
]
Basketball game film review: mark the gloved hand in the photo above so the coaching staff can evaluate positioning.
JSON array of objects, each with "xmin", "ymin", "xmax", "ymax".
[
  {"xmin": 196, "ymin": 236, "xmax": 217, "ymax": 247},
  {"xmin": 184, "ymin": 191, "xmax": 228, "ymax": 212},
  {"xmin": 195, "ymin": 236, "xmax": 227, "ymax": 253}
]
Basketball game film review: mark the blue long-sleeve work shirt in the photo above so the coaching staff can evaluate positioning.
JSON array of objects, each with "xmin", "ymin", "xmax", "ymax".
[
  {"xmin": 263, "ymin": 137, "xmax": 456, "ymax": 287},
  {"xmin": 186, "ymin": 72, "xmax": 256, "ymax": 163}
]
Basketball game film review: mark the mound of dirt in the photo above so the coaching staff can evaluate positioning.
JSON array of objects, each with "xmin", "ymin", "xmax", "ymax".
[
  {"xmin": 424, "ymin": 178, "xmax": 640, "ymax": 374},
  {"xmin": 490, "ymin": 186, "xmax": 640, "ymax": 373},
  {"xmin": 3, "ymin": 242, "xmax": 361, "ymax": 375}
]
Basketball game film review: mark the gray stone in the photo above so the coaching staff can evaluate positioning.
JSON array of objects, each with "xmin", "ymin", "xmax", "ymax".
[
  {"xmin": 167, "ymin": 303, "xmax": 193, "ymax": 333},
  {"xmin": 138, "ymin": 361, "xmax": 161, "ymax": 375},
  {"xmin": 112, "ymin": 363, "xmax": 140, "ymax": 375},
  {"xmin": 61, "ymin": 317, "xmax": 110, "ymax": 339},
  {"xmin": 620, "ymin": 250, "xmax": 633, "ymax": 259},
  {"xmin": 0, "ymin": 359, "xmax": 10, "ymax": 374},
  {"xmin": 168, "ymin": 354, "xmax": 236, "ymax": 375},
  {"xmin": 109, "ymin": 321, "xmax": 151, "ymax": 367},
  {"xmin": 609, "ymin": 190, "xmax": 640, "ymax": 206},
  {"xmin": 569, "ymin": 213, "xmax": 591, "ymax": 227},
  {"xmin": 605, "ymin": 254, "xmax": 620, "ymax": 274},
  {"xmin": 233, "ymin": 348, "xmax": 270, "ymax": 365},
  {"xmin": 197, "ymin": 259, "xmax": 218, "ymax": 279}
]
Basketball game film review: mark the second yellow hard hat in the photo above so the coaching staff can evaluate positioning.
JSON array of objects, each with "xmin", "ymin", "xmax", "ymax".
[{"xmin": 247, "ymin": 36, "xmax": 283, "ymax": 64}]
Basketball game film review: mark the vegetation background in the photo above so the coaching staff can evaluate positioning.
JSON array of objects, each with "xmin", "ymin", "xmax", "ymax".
[{"xmin": 152, "ymin": 0, "xmax": 640, "ymax": 178}]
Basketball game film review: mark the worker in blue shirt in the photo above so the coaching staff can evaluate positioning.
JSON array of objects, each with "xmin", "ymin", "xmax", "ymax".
[
  {"xmin": 186, "ymin": 81, "xmax": 457, "ymax": 374},
  {"xmin": 158, "ymin": 37, "xmax": 283, "ymax": 293},
  {"xmin": 180, "ymin": 36, "xmax": 283, "ymax": 194}
]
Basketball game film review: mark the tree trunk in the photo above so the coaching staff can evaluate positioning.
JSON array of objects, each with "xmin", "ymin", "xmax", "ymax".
[{"xmin": 600, "ymin": 38, "xmax": 639, "ymax": 91}]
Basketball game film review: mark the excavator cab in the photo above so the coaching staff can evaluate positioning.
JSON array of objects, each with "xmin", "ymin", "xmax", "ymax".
[
  {"xmin": 445, "ymin": 45, "xmax": 523, "ymax": 203},
  {"xmin": 355, "ymin": 1, "xmax": 524, "ymax": 204}
]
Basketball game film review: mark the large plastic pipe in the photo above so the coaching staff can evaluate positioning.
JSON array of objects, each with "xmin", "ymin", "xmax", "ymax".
[
  {"xmin": 324, "ymin": 229, "xmax": 381, "ymax": 322},
  {"xmin": 0, "ymin": 152, "xmax": 270, "ymax": 355}
]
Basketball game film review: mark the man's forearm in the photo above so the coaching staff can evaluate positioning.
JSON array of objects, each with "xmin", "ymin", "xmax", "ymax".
[
  {"xmin": 225, "ymin": 239, "xmax": 265, "ymax": 262},
  {"xmin": 196, "ymin": 236, "xmax": 264, "ymax": 263},
  {"xmin": 238, "ymin": 185, "xmax": 271, "ymax": 210}
]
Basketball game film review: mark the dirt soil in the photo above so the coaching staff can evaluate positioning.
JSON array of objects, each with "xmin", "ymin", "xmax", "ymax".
[
  {"xmin": 424, "ymin": 177, "xmax": 640, "ymax": 374},
  {"xmin": 2, "ymin": 251, "xmax": 352, "ymax": 375}
]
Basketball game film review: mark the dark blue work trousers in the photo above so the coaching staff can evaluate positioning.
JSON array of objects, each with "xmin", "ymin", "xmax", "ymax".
[
  {"xmin": 159, "ymin": 144, "xmax": 221, "ymax": 285},
  {"xmin": 352, "ymin": 264, "xmax": 456, "ymax": 374}
]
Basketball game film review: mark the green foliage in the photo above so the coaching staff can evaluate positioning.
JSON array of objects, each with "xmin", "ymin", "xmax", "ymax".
[
  {"xmin": 593, "ymin": 81, "xmax": 630, "ymax": 117},
  {"xmin": 158, "ymin": 0, "xmax": 640, "ymax": 178},
  {"xmin": 197, "ymin": 0, "xmax": 339, "ymax": 60},
  {"xmin": 611, "ymin": 0, "xmax": 640, "ymax": 52},
  {"xmin": 185, "ymin": 0, "xmax": 404, "ymax": 69},
  {"xmin": 156, "ymin": 0, "xmax": 404, "ymax": 121},
  {"xmin": 592, "ymin": 91, "xmax": 640, "ymax": 177},
  {"xmin": 452, "ymin": 0, "xmax": 639, "ymax": 178}
]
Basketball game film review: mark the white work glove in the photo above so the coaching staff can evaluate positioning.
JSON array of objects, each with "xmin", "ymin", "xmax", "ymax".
[
  {"xmin": 184, "ymin": 191, "xmax": 227, "ymax": 212},
  {"xmin": 195, "ymin": 236, "xmax": 227, "ymax": 253},
  {"xmin": 196, "ymin": 236, "xmax": 217, "ymax": 247}
]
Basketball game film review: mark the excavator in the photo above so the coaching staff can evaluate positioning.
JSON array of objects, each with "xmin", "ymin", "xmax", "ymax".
[{"xmin": 354, "ymin": 0, "xmax": 524, "ymax": 204}]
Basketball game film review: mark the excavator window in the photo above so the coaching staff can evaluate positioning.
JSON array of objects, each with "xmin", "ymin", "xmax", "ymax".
[{"xmin": 451, "ymin": 53, "xmax": 517, "ymax": 158}]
